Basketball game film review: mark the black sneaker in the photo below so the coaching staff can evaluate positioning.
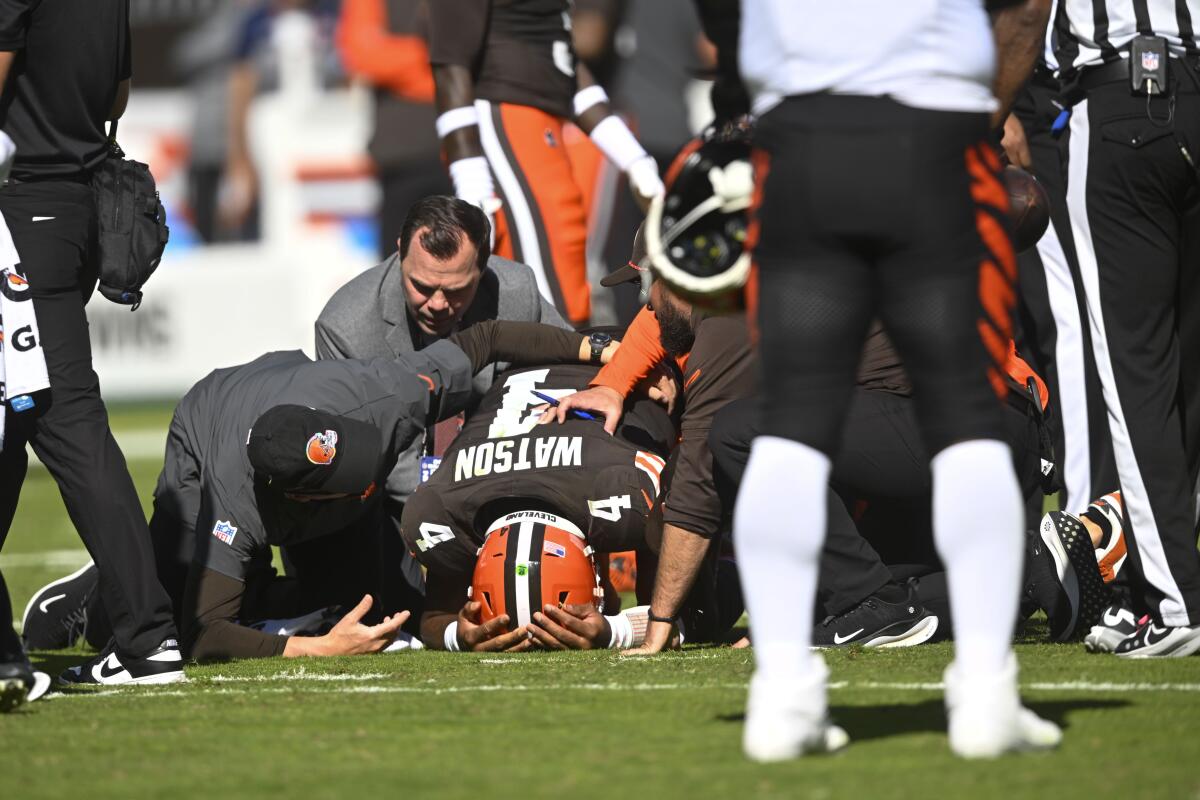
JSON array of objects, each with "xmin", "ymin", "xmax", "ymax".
[
  {"xmin": 58, "ymin": 639, "xmax": 186, "ymax": 686},
  {"xmin": 21, "ymin": 561, "xmax": 98, "ymax": 650},
  {"xmin": 1114, "ymin": 622, "xmax": 1200, "ymax": 658},
  {"xmin": 1084, "ymin": 603, "xmax": 1142, "ymax": 653},
  {"xmin": 0, "ymin": 660, "xmax": 34, "ymax": 712},
  {"xmin": 1024, "ymin": 512, "xmax": 1110, "ymax": 641},
  {"xmin": 812, "ymin": 582, "xmax": 939, "ymax": 648}
]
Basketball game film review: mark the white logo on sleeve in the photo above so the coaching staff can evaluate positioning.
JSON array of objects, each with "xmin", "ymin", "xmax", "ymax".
[{"xmin": 212, "ymin": 520, "xmax": 238, "ymax": 545}]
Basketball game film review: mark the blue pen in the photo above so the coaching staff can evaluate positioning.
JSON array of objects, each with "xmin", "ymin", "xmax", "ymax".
[{"xmin": 531, "ymin": 390, "xmax": 599, "ymax": 421}]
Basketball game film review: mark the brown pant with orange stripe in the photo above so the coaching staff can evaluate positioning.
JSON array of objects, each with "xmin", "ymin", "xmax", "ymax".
[
  {"xmin": 476, "ymin": 100, "xmax": 592, "ymax": 325},
  {"xmin": 749, "ymin": 95, "xmax": 1010, "ymax": 457}
]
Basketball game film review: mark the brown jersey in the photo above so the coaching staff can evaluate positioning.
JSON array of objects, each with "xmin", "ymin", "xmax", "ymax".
[
  {"xmin": 401, "ymin": 363, "xmax": 675, "ymax": 577},
  {"xmin": 428, "ymin": 0, "xmax": 578, "ymax": 118}
]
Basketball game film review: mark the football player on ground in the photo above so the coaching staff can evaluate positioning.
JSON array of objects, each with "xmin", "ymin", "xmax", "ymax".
[
  {"xmin": 30, "ymin": 321, "xmax": 614, "ymax": 668},
  {"xmin": 427, "ymin": 0, "xmax": 664, "ymax": 325},
  {"xmin": 401, "ymin": 358, "xmax": 680, "ymax": 652}
]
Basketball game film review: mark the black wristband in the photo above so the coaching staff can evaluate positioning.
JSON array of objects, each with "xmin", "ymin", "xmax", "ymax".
[{"xmin": 647, "ymin": 609, "xmax": 677, "ymax": 625}]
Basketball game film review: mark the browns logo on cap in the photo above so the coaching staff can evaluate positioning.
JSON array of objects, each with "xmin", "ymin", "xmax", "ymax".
[
  {"xmin": 306, "ymin": 430, "xmax": 338, "ymax": 465},
  {"xmin": 247, "ymin": 405, "xmax": 384, "ymax": 496}
]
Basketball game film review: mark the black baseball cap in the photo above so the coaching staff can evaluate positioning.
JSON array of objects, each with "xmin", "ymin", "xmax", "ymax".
[
  {"xmin": 247, "ymin": 405, "xmax": 384, "ymax": 495},
  {"xmin": 600, "ymin": 260, "xmax": 647, "ymax": 288}
]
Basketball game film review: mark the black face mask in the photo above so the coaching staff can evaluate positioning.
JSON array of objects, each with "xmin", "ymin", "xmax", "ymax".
[{"xmin": 656, "ymin": 301, "xmax": 696, "ymax": 356}]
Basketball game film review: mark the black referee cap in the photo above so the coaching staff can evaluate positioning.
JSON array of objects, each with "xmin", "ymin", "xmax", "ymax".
[{"xmin": 247, "ymin": 405, "xmax": 384, "ymax": 495}]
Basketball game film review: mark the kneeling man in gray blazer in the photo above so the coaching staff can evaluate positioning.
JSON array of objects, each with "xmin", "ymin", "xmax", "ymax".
[{"xmin": 315, "ymin": 195, "xmax": 573, "ymax": 502}]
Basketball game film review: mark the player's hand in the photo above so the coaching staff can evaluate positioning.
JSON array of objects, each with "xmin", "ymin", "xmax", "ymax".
[
  {"xmin": 621, "ymin": 619, "xmax": 679, "ymax": 656},
  {"xmin": 0, "ymin": 131, "xmax": 16, "ymax": 185},
  {"xmin": 320, "ymin": 595, "xmax": 408, "ymax": 656},
  {"xmin": 450, "ymin": 156, "xmax": 502, "ymax": 249},
  {"xmin": 528, "ymin": 603, "xmax": 611, "ymax": 650},
  {"xmin": 538, "ymin": 385, "xmax": 624, "ymax": 435},
  {"xmin": 457, "ymin": 600, "xmax": 534, "ymax": 652},
  {"xmin": 1000, "ymin": 113, "xmax": 1032, "ymax": 171},
  {"xmin": 627, "ymin": 155, "xmax": 664, "ymax": 213},
  {"xmin": 638, "ymin": 364, "xmax": 679, "ymax": 416}
]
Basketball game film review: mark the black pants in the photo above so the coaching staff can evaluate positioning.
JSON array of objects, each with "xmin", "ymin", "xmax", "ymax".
[
  {"xmin": 712, "ymin": 390, "xmax": 1042, "ymax": 618},
  {"xmin": 0, "ymin": 569, "xmax": 21, "ymax": 662},
  {"xmin": 0, "ymin": 180, "xmax": 176, "ymax": 657},
  {"xmin": 752, "ymin": 95, "xmax": 1008, "ymax": 456},
  {"xmin": 377, "ymin": 162, "xmax": 451, "ymax": 260},
  {"xmin": 1064, "ymin": 64, "xmax": 1200, "ymax": 626},
  {"xmin": 1012, "ymin": 79, "xmax": 1118, "ymax": 512}
]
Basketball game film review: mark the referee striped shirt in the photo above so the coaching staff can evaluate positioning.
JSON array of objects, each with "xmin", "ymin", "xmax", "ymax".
[{"xmin": 1054, "ymin": 0, "xmax": 1200, "ymax": 76}]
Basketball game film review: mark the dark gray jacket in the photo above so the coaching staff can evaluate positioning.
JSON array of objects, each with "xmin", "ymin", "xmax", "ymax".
[{"xmin": 176, "ymin": 341, "xmax": 473, "ymax": 581}]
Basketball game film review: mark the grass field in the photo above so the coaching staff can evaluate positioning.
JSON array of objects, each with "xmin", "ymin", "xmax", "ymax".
[{"xmin": 2, "ymin": 404, "xmax": 1199, "ymax": 800}]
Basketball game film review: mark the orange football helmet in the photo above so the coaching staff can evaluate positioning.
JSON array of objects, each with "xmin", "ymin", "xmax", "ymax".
[{"xmin": 470, "ymin": 510, "xmax": 603, "ymax": 631}]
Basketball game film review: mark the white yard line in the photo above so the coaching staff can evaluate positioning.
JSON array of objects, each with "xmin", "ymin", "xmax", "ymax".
[{"xmin": 39, "ymin": 678, "xmax": 1200, "ymax": 703}]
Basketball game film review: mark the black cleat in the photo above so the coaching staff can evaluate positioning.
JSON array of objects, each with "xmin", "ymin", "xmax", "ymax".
[
  {"xmin": 1114, "ymin": 622, "xmax": 1200, "ymax": 659},
  {"xmin": 21, "ymin": 561, "xmax": 98, "ymax": 650},
  {"xmin": 813, "ymin": 582, "xmax": 938, "ymax": 648},
  {"xmin": 58, "ymin": 639, "xmax": 186, "ymax": 686},
  {"xmin": 0, "ymin": 660, "xmax": 33, "ymax": 712},
  {"xmin": 1040, "ymin": 511, "xmax": 1110, "ymax": 640},
  {"xmin": 1084, "ymin": 603, "xmax": 1142, "ymax": 653}
]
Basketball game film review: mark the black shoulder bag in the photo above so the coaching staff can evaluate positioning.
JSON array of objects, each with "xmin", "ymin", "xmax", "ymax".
[{"xmin": 91, "ymin": 121, "xmax": 170, "ymax": 309}]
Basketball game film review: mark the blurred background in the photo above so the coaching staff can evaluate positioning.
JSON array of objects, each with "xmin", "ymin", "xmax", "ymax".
[
  {"xmin": 97, "ymin": 0, "xmax": 719, "ymax": 403},
  {"xmin": 5, "ymin": 0, "xmax": 718, "ymax": 610}
]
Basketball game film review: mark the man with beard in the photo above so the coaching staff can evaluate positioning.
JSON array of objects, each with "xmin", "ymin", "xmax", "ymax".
[{"xmin": 541, "ymin": 232, "xmax": 754, "ymax": 652}]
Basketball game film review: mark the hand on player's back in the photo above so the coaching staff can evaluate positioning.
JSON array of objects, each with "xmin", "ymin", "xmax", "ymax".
[
  {"xmin": 458, "ymin": 601, "xmax": 534, "ymax": 652},
  {"xmin": 528, "ymin": 603, "xmax": 611, "ymax": 650},
  {"xmin": 538, "ymin": 385, "xmax": 624, "ymax": 435},
  {"xmin": 321, "ymin": 595, "xmax": 408, "ymax": 655}
]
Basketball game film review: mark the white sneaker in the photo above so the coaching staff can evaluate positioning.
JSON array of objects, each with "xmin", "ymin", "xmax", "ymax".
[
  {"xmin": 944, "ymin": 657, "xmax": 1062, "ymax": 758},
  {"xmin": 743, "ymin": 655, "xmax": 849, "ymax": 762}
]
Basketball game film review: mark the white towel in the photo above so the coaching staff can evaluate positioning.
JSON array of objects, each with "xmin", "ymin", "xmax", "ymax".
[{"xmin": 0, "ymin": 208, "xmax": 51, "ymax": 447}]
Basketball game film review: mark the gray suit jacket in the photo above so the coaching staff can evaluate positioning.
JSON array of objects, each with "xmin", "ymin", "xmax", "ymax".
[{"xmin": 314, "ymin": 253, "xmax": 572, "ymax": 502}]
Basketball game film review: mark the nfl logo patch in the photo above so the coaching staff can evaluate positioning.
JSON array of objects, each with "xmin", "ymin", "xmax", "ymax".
[
  {"xmin": 212, "ymin": 520, "xmax": 238, "ymax": 545},
  {"xmin": 1141, "ymin": 51, "xmax": 1160, "ymax": 70}
]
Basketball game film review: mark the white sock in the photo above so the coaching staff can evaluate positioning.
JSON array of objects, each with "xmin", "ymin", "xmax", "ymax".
[
  {"xmin": 734, "ymin": 435, "xmax": 830, "ymax": 681},
  {"xmin": 931, "ymin": 439, "xmax": 1023, "ymax": 676}
]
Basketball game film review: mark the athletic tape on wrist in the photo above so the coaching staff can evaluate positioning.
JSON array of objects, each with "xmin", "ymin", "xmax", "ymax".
[
  {"xmin": 444, "ymin": 620, "xmax": 462, "ymax": 652},
  {"xmin": 589, "ymin": 115, "xmax": 650, "ymax": 172},
  {"xmin": 606, "ymin": 612, "xmax": 634, "ymax": 649},
  {"xmin": 436, "ymin": 106, "xmax": 480, "ymax": 139},
  {"xmin": 573, "ymin": 85, "xmax": 609, "ymax": 117}
]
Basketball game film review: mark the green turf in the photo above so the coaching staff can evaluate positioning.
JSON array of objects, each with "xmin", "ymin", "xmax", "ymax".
[{"xmin": 3, "ymin": 404, "xmax": 1199, "ymax": 799}]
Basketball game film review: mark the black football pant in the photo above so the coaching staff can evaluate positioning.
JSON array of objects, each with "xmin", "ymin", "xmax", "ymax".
[
  {"xmin": 751, "ymin": 96, "xmax": 1009, "ymax": 458},
  {"xmin": 0, "ymin": 180, "xmax": 177, "ymax": 658},
  {"xmin": 711, "ymin": 390, "xmax": 1042, "ymax": 619},
  {"xmin": 0, "ymin": 570, "xmax": 21, "ymax": 662},
  {"xmin": 1012, "ymin": 77, "xmax": 1118, "ymax": 512},
  {"xmin": 1064, "ymin": 62, "xmax": 1200, "ymax": 626}
]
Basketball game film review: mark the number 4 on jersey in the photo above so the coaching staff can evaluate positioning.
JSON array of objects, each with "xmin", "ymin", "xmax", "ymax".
[
  {"xmin": 588, "ymin": 494, "xmax": 632, "ymax": 522},
  {"xmin": 416, "ymin": 522, "xmax": 455, "ymax": 552}
]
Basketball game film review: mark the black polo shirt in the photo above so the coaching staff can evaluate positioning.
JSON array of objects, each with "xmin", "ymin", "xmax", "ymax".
[{"xmin": 0, "ymin": 0, "xmax": 131, "ymax": 180}]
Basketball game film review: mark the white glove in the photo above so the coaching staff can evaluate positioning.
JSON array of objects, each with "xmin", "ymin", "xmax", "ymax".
[
  {"xmin": 627, "ymin": 155, "xmax": 665, "ymax": 212},
  {"xmin": 449, "ymin": 156, "xmax": 502, "ymax": 247},
  {"xmin": 0, "ymin": 131, "xmax": 17, "ymax": 185},
  {"xmin": 589, "ymin": 116, "xmax": 663, "ymax": 212}
]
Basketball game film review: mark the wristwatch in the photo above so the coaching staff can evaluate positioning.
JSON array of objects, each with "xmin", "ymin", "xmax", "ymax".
[{"xmin": 588, "ymin": 332, "xmax": 613, "ymax": 364}]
